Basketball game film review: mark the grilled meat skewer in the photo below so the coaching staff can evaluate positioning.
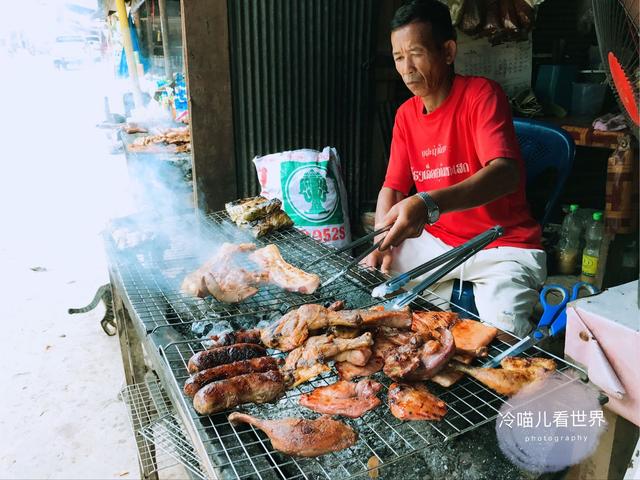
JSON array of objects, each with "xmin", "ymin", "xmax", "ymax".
[
  {"xmin": 187, "ymin": 343, "xmax": 266, "ymax": 373},
  {"xmin": 193, "ymin": 370, "xmax": 285, "ymax": 415},
  {"xmin": 228, "ymin": 412, "xmax": 358, "ymax": 457},
  {"xmin": 183, "ymin": 356, "xmax": 281, "ymax": 397},
  {"xmin": 388, "ymin": 383, "xmax": 447, "ymax": 421}
]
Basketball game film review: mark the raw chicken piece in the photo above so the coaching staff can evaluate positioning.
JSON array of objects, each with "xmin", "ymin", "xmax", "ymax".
[
  {"xmin": 249, "ymin": 244, "xmax": 320, "ymax": 294},
  {"xmin": 335, "ymin": 356, "xmax": 384, "ymax": 381},
  {"xmin": 299, "ymin": 379, "xmax": 382, "ymax": 418},
  {"xmin": 451, "ymin": 357, "xmax": 556, "ymax": 396},
  {"xmin": 228, "ymin": 413, "xmax": 357, "ymax": 457},
  {"xmin": 451, "ymin": 319, "xmax": 498, "ymax": 356},
  {"xmin": 388, "ymin": 383, "xmax": 447, "ymax": 421}
]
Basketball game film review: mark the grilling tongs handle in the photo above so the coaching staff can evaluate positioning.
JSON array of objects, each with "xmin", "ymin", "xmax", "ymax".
[{"xmin": 384, "ymin": 226, "xmax": 504, "ymax": 310}]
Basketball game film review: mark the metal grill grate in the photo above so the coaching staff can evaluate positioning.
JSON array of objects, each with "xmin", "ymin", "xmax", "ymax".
[
  {"xmin": 106, "ymin": 210, "xmax": 391, "ymax": 334},
  {"xmin": 120, "ymin": 380, "xmax": 192, "ymax": 476},
  {"xmin": 160, "ymin": 308, "xmax": 584, "ymax": 480},
  {"xmin": 139, "ymin": 413, "xmax": 206, "ymax": 479}
]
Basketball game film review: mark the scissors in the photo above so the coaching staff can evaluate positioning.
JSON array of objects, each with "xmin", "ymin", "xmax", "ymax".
[{"xmin": 483, "ymin": 281, "xmax": 599, "ymax": 368}]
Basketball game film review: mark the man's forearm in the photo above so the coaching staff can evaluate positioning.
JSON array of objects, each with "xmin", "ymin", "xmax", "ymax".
[
  {"xmin": 429, "ymin": 158, "xmax": 519, "ymax": 214},
  {"xmin": 375, "ymin": 187, "xmax": 406, "ymax": 227}
]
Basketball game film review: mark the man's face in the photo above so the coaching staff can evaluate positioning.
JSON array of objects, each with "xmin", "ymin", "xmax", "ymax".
[{"xmin": 391, "ymin": 21, "xmax": 453, "ymax": 98}]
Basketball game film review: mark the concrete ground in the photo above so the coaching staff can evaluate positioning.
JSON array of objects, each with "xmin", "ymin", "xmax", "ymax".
[{"xmin": 0, "ymin": 52, "xmax": 187, "ymax": 479}]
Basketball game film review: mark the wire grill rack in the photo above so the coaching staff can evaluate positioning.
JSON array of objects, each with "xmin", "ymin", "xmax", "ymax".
[
  {"xmin": 160, "ymin": 322, "xmax": 584, "ymax": 480},
  {"xmin": 105, "ymin": 210, "xmax": 391, "ymax": 335},
  {"xmin": 120, "ymin": 379, "xmax": 201, "ymax": 477}
]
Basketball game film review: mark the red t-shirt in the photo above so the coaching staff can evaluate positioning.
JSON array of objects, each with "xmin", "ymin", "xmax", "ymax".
[{"xmin": 383, "ymin": 75, "xmax": 542, "ymax": 249}]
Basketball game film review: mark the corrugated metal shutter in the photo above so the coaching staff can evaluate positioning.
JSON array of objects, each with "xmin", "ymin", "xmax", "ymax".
[{"xmin": 228, "ymin": 0, "xmax": 377, "ymax": 222}]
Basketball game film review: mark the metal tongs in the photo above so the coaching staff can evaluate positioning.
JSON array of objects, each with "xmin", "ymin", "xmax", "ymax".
[
  {"xmin": 308, "ymin": 225, "xmax": 392, "ymax": 268},
  {"xmin": 381, "ymin": 226, "xmax": 504, "ymax": 310}
]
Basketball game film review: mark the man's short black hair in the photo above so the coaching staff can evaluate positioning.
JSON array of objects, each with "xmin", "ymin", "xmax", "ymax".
[{"xmin": 390, "ymin": 0, "xmax": 456, "ymax": 48}]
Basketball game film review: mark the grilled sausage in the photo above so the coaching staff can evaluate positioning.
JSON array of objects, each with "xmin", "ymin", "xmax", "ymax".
[
  {"xmin": 187, "ymin": 343, "xmax": 267, "ymax": 373},
  {"xmin": 183, "ymin": 356, "xmax": 281, "ymax": 397},
  {"xmin": 193, "ymin": 370, "xmax": 285, "ymax": 415},
  {"xmin": 208, "ymin": 329, "xmax": 263, "ymax": 349}
]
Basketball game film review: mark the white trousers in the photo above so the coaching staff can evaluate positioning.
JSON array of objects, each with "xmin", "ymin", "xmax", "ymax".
[{"xmin": 390, "ymin": 230, "xmax": 547, "ymax": 337}]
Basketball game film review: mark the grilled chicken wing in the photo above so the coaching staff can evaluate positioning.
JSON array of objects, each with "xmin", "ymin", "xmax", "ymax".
[
  {"xmin": 451, "ymin": 357, "xmax": 556, "ymax": 396},
  {"xmin": 187, "ymin": 343, "xmax": 266, "ymax": 373},
  {"xmin": 299, "ymin": 379, "xmax": 382, "ymax": 418},
  {"xmin": 183, "ymin": 356, "xmax": 281, "ymax": 397},
  {"xmin": 336, "ymin": 356, "xmax": 384, "ymax": 381},
  {"xmin": 228, "ymin": 413, "xmax": 357, "ymax": 457},
  {"xmin": 249, "ymin": 244, "xmax": 320, "ymax": 294},
  {"xmin": 388, "ymin": 382, "xmax": 447, "ymax": 421},
  {"xmin": 261, "ymin": 304, "xmax": 361, "ymax": 351},
  {"xmin": 193, "ymin": 370, "xmax": 285, "ymax": 415}
]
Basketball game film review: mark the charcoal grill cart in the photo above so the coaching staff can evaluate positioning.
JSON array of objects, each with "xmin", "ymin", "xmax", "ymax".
[{"xmin": 106, "ymin": 210, "xmax": 586, "ymax": 480}]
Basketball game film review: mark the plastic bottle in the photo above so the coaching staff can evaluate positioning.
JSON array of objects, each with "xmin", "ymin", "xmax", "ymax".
[
  {"xmin": 557, "ymin": 204, "xmax": 581, "ymax": 274},
  {"xmin": 581, "ymin": 212, "xmax": 604, "ymax": 282}
]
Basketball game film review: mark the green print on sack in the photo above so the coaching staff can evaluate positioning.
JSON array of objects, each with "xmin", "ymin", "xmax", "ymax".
[{"xmin": 280, "ymin": 161, "xmax": 343, "ymax": 225}]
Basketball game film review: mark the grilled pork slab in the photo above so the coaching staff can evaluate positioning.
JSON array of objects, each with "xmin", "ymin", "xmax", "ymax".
[
  {"xmin": 193, "ymin": 370, "xmax": 285, "ymax": 415},
  {"xmin": 187, "ymin": 343, "xmax": 267, "ymax": 373},
  {"xmin": 388, "ymin": 382, "xmax": 447, "ymax": 421},
  {"xmin": 228, "ymin": 413, "xmax": 357, "ymax": 457},
  {"xmin": 183, "ymin": 356, "xmax": 281, "ymax": 397},
  {"xmin": 299, "ymin": 379, "xmax": 382, "ymax": 418},
  {"xmin": 450, "ymin": 319, "xmax": 498, "ymax": 356},
  {"xmin": 250, "ymin": 244, "xmax": 320, "ymax": 294}
]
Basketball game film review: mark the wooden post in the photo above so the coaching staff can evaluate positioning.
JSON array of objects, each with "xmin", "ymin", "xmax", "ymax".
[
  {"xmin": 157, "ymin": 0, "xmax": 172, "ymax": 79},
  {"xmin": 180, "ymin": 0, "xmax": 237, "ymax": 212}
]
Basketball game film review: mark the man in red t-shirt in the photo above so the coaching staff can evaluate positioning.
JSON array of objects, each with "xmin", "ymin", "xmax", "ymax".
[{"xmin": 365, "ymin": 0, "xmax": 546, "ymax": 336}]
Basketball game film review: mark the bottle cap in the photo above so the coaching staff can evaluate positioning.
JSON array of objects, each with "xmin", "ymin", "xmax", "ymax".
[
  {"xmin": 593, "ymin": 212, "xmax": 603, "ymax": 221},
  {"xmin": 569, "ymin": 204, "xmax": 579, "ymax": 212}
]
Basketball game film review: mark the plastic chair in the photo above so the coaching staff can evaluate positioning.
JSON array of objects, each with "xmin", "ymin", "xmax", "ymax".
[{"xmin": 450, "ymin": 118, "xmax": 576, "ymax": 316}]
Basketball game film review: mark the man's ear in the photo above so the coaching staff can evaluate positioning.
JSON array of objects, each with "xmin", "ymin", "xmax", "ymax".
[{"xmin": 444, "ymin": 40, "xmax": 457, "ymax": 65}]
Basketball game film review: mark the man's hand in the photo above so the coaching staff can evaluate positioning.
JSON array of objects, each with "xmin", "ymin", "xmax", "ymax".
[
  {"xmin": 362, "ymin": 235, "xmax": 394, "ymax": 274},
  {"xmin": 378, "ymin": 195, "xmax": 428, "ymax": 251}
]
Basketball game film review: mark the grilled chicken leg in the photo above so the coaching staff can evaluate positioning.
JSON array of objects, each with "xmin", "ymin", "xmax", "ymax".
[
  {"xmin": 388, "ymin": 383, "xmax": 447, "ymax": 421},
  {"xmin": 451, "ymin": 357, "xmax": 556, "ymax": 396},
  {"xmin": 228, "ymin": 413, "xmax": 357, "ymax": 457}
]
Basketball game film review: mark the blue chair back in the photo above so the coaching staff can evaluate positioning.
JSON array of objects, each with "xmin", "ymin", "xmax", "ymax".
[
  {"xmin": 451, "ymin": 119, "xmax": 576, "ymax": 317},
  {"xmin": 514, "ymin": 118, "xmax": 576, "ymax": 227}
]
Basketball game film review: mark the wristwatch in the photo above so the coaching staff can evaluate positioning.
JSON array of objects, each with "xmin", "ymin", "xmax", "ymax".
[{"xmin": 415, "ymin": 192, "xmax": 440, "ymax": 224}]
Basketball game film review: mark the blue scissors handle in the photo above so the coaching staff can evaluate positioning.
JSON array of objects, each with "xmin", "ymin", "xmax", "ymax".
[
  {"xmin": 550, "ymin": 281, "xmax": 599, "ymax": 336},
  {"xmin": 535, "ymin": 284, "xmax": 569, "ymax": 340}
]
